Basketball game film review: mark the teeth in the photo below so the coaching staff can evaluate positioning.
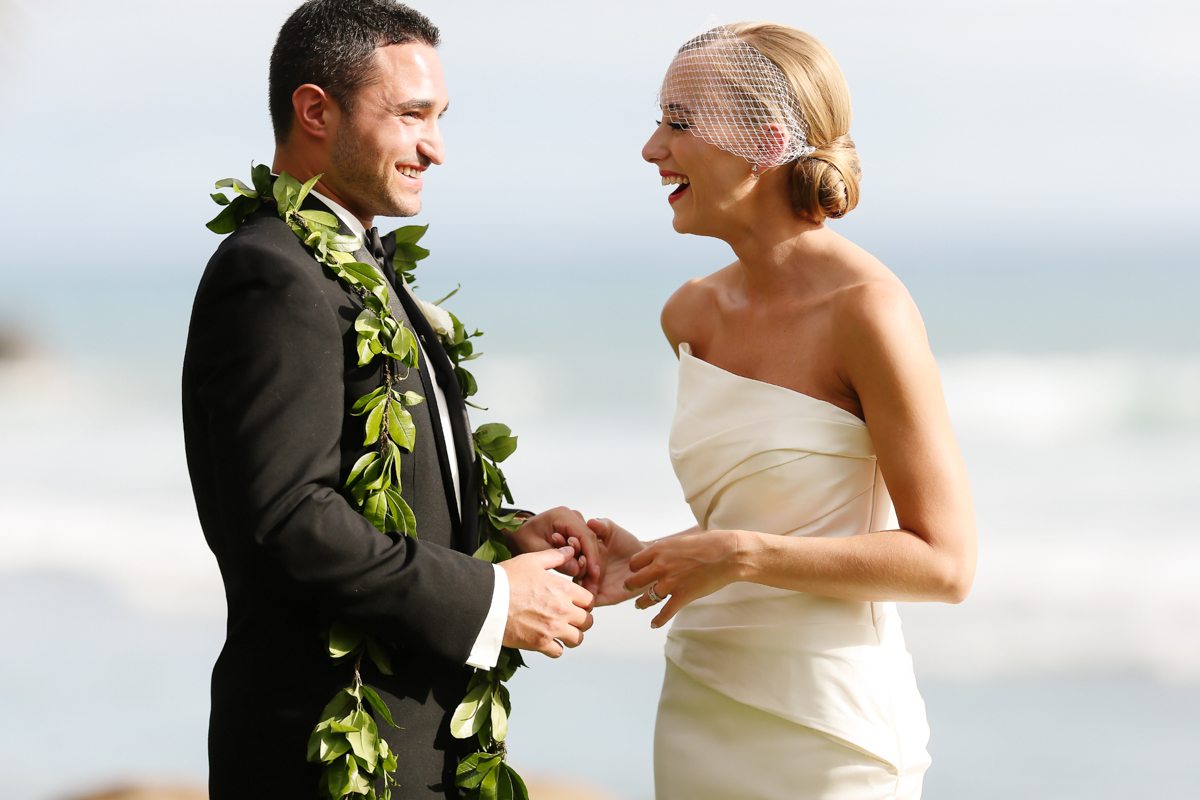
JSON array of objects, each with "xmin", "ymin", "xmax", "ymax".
[
  {"xmin": 661, "ymin": 175, "xmax": 690, "ymax": 186},
  {"xmin": 399, "ymin": 166, "xmax": 420, "ymax": 178}
]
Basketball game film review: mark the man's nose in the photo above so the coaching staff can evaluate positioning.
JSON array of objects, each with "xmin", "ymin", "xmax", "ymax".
[{"xmin": 419, "ymin": 122, "xmax": 445, "ymax": 166}]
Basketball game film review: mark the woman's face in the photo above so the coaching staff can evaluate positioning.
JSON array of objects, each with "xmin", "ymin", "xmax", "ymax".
[{"xmin": 641, "ymin": 89, "xmax": 758, "ymax": 238}]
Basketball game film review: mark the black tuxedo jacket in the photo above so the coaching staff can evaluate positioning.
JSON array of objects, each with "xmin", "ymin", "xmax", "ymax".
[{"xmin": 182, "ymin": 197, "xmax": 491, "ymax": 799}]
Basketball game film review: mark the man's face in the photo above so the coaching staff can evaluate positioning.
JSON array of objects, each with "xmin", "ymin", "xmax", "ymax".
[{"xmin": 329, "ymin": 42, "xmax": 448, "ymax": 220}]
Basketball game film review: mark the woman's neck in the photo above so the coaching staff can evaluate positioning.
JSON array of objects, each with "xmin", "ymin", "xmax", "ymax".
[{"xmin": 722, "ymin": 209, "xmax": 836, "ymax": 300}]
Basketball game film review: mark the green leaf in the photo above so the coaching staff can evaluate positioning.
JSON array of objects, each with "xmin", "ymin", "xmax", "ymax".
[
  {"xmin": 389, "ymin": 223, "xmax": 429, "ymax": 245},
  {"xmin": 479, "ymin": 760, "xmax": 500, "ymax": 800},
  {"xmin": 318, "ymin": 689, "xmax": 358, "ymax": 723},
  {"xmin": 490, "ymin": 690, "xmax": 508, "ymax": 742},
  {"xmin": 361, "ymin": 684, "xmax": 396, "ymax": 726},
  {"xmin": 450, "ymin": 681, "xmax": 492, "ymax": 739},
  {"xmin": 323, "ymin": 752, "xmax": 356, "ymax": 799},
  {"xmin": 363, "ymin": 490, "xmax": 388, "ymax": 531},
  {"xmin": 456, "ymin": 753, "xmax": 502, "ymax": 791},
  {"xmin": 394, "ymin": 240, "xmax": 431, "ymax": 263},
  {"xmin": 495, "ymin": 764, "xmax": 517, "ymax": 800},
  {"xmin": 250, "ymin": 163, "xmax": 273, "ymax": 196},
  {"xmin": 480, "ymin": 460, "xmax": 507, "ymax": 508},
  {"xmin": 380, "ymin": 738, "xmax": 397, "ymax": 773},
  {"xmin": 330, "ymin": 233, "xmax": 361, "ymax": 252},
  {"xmin": 388, "ymin": 325, "xmax": 417, "ymax": 365},
  {"xmin": 505, "ymin": 648, "xmax": 526, "ymax": 671},
  {"xmin": 384, "ymin": 487, "xmax": 417, "ymax": 538},
  {"xmin": 328, "ymin": 622, "xmax": 363, "ymax": 659},
  {"xmin": 215, "ymin": 177, "xmax": 257, "ymax": 197},
  {"xmin": 456, "ymin": 366, "xmax": 479, "ymax": 399},
  {"xmin": 329, "ymin": 712, "xmax": 360, "ymax": 733},
  {"xmin": 357, "ymin": 335, "xmax": 376, "ymax": 367},
  {"xmin": 345, "ymin": 451, "xmax": 378, "ymax": 488},
  {"xmin": 471, "ymin": 538, "xmax": 511, "ymax": 563},
  {"xmin": 364, "ymin": 401, "xmax": 385, "ymax": 445},
  {"xmin": 273, "ymin": 171, "xmax": 303, "ymax": 212},
  {"xmin": 504, "ymin": 764, "xmax": 530, "ymax": 800},
  {"xmin": 432, "ymin": 285, "xmax": 461, "ymax": 306},
  {"xmin": 365, "ymin": 638, "xmax": 394, "ymax": 677},
  {"xmin": 396, "ymin": 390, "xmax": 425, "ymax": 406},
  {"xmin": 307, "ymin": 724, "xmax": 350, "ymax": 762},
  {"xmin": 350, "ymin": 458, "xmax": 383, "ymax": 504},
  {"xmin": 342, "ymin": 261, "xmax": 386, "ymax": 289},
  {"xmin": 296, "ymin": 173, "xmax": 322, "ymax": 208},
  {"xmin": 345, "ymin": 709, "xmax": 379, "ymax": 769},
  {"xmin": 474, "ymin": 424, "xmax": 518, "ymax": 463},
  {"xmin": 351, "ymin": 386, "xmax": 387, "ymax": 415},
  {"xmin": 206, "ymin": 196, "xmax": 261, "ymax": 234},
  {"xmin": 299, "ymin": 209, "xmax": 340, "ymax": 229},
  {"xmin": 388, "ymin": 403, "xmax": 416, "ymax": 451},
  {"xmin": 210, "ymin": 192, "xmax": 231, "ymax": 206}
]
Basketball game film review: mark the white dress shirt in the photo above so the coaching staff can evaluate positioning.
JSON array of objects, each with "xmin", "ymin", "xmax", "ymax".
[{"xmin": 309, "ymin": 188, "xmax": 508, "ymax": 670}]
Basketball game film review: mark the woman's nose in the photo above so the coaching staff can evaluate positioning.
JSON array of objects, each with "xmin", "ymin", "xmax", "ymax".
[{"xmin": 642, "ymin": 124, "xmax": 669, "ymax": 163}]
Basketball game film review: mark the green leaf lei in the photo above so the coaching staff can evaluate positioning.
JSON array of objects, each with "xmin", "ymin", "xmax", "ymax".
[{"xmin": 208, "ymin": 166, "xmax": 531, "ymax": 800}]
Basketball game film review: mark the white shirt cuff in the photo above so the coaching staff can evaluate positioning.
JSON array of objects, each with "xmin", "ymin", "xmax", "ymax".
[{"xmin": 465, "ymin": 563, "xmax": 509, "ymax": 669}]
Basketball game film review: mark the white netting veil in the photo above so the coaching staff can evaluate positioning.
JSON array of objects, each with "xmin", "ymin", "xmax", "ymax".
[{"xmin": 658, "ymin": 26, "xmax": 816, "ymax": 169}]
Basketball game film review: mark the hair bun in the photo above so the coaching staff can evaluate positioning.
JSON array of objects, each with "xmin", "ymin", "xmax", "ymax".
[{"xmin": 792, "ymin": 133, "xmax": 861, "ymax": 220}]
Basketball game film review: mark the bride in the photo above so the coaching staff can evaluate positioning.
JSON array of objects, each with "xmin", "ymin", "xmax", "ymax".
[{"xmin": 584, "ymin": 22, "xmax": 976, "ymax": 800}]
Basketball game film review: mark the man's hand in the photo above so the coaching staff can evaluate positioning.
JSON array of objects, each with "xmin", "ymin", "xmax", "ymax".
[
  {"xmin": 506, "ymin": 506, "xmax": 604, "ymax": 595},
  {"xmin": 501, "ymin": 546, "xmax": 595, "ymax": 657},
  {"xmin": 585, "ymin": 518, "xmax": 647, "ymax": 606}
]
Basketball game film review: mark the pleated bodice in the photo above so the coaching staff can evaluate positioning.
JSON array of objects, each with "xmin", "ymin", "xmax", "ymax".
[{"xmin": 665, "ymin": 344, "xmax": 929, "ymax": 771}]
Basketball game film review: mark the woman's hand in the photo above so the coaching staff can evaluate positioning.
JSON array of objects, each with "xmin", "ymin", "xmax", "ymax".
[
  {"xmin": 569, "ymin": 518, "xmax": 647, "ymax": 607},
  {"xmin": 623, "ymin": 529, "xmax": 749, "ymax": 628}
]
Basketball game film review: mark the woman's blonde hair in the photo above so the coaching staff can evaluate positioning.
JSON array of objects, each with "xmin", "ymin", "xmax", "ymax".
[{"xmin": 724, "ymin": 22, "xmax": 861, "ymax": 221}]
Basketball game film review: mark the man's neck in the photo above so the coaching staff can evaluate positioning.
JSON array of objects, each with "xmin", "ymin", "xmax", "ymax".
[
  {"xmin": 309, "ymin": 187, "xmax": 368, "ymax": 243},
  {"xmin": 271, "ymin": 151, "xmax": 373, "ymax": 231}
]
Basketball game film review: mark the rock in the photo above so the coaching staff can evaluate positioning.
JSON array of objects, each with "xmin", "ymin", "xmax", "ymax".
[{"xmin": 0, "ymin": 324, "xmax": 31, "ymax": 360}]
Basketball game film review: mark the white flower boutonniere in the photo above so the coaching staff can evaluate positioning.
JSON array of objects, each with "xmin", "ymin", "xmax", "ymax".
[{"xmin": 417, "ymin": 297, "xmax": 454, "ymax": 339}]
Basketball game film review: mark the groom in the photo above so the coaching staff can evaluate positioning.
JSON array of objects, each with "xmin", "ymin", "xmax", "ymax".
[{"xmin": 182, "ymin": 1, "xmax": 599, "ymax": 797}]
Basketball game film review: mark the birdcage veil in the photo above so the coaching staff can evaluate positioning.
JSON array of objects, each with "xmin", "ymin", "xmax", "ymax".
[{"xmin": 658, "ymin": 24, "xmax": 816, "ymax": 169}]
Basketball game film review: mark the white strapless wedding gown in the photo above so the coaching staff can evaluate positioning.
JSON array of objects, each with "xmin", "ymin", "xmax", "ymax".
[{"xmin": 654, "ymin": 345, "xmax": 930, "ymax": 800}]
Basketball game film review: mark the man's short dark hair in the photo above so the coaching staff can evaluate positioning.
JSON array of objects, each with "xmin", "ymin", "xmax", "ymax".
[{"xmin": 269, "ymin": 0, "xmax": 440, "ymax": 143}]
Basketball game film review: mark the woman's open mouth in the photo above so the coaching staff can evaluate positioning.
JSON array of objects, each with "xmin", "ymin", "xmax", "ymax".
[{"xmin": 662, "ymin": 173, "xmax": 690, "ymax": 205}]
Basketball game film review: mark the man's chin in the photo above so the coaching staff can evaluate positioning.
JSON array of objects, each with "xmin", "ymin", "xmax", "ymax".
[{"xmin": 381, "ymin": 192, "xmax": 422, "ymax": 219}]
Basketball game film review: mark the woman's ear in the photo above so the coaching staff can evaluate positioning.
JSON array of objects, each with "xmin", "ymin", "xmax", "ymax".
[{"xmin": 756, "ymin": 123, "xmax": 790, "ymax": 166}]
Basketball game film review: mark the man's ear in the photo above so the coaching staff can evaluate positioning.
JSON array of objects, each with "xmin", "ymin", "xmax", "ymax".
[{"xmin": 291, "ymin": 84, "xmax": 339, "ymax": 141}]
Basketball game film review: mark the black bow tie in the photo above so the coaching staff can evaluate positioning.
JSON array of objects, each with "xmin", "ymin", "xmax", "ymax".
[{"xmin": 366, "ymin": 226, "xmax": 386, "ymax": 267}]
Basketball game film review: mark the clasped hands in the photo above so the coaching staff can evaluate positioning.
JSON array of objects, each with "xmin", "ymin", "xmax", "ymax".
[{"xmin": 501, "ymin": 508, "xmax": 743, "ymax": 656}]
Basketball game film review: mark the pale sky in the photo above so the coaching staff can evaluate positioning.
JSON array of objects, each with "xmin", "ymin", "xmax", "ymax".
[{"xmin": 0, "ymin": 0, "xmax": 1196, "ymax": 277}]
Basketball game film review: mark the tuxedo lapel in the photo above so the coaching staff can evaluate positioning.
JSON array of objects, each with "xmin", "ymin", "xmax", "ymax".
[{"xmin": 392, "ymin": 282, "xmax": 481, "ymax": 555}]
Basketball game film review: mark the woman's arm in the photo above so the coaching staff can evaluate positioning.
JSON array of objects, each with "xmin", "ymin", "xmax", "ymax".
[{"xmin": 625, "ymin": 280, "xmax": 977, "ymax": 627}]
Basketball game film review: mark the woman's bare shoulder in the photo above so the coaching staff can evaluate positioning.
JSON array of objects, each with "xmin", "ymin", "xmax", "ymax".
[
  {"xmin": 828, "ymin": 247, "xmax": 931, "ymax": 377},
  {"xmin": 661, "ymin": 266, "xmax": 734, "ymax": 355}
]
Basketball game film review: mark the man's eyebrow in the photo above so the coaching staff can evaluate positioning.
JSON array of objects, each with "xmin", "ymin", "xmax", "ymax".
[{"xmin": 387, "ymin": 99, "xmax": 449, "ymax": 114}]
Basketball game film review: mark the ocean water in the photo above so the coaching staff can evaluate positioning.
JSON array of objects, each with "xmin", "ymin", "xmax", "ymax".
[{"xmin": 1, "ymin": 248, "xmax": 1198, "ymax": 798}]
